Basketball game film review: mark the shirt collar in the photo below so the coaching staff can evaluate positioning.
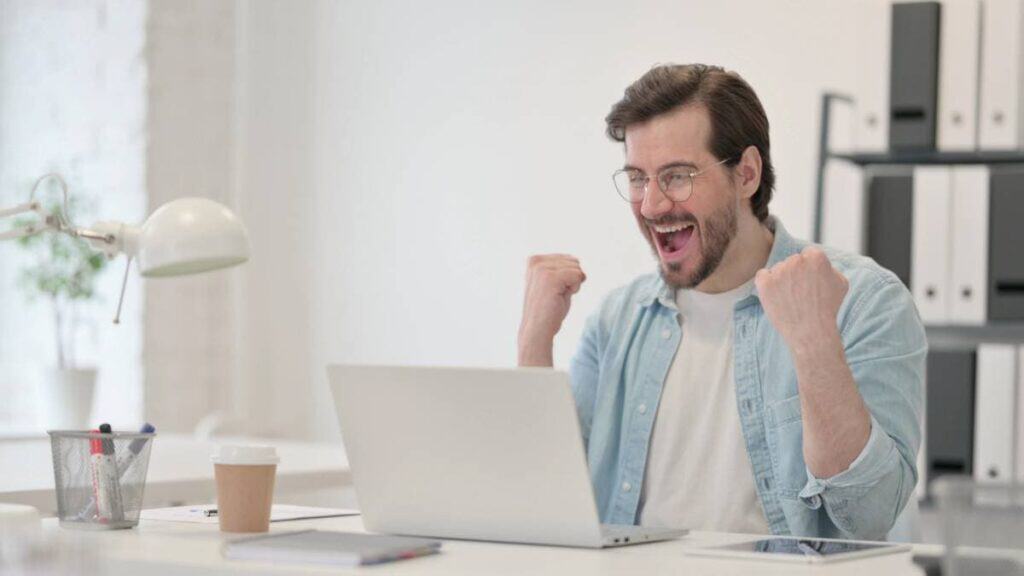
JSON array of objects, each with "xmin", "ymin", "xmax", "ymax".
[{"xmin": 635, "ymin": 215, "xmax": 800, "ymax": 309}]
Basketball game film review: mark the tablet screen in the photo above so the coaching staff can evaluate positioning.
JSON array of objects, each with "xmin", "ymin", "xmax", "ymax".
[{"xmin": 718, "ymin": 538, "xmax": 896, "ymax": 558}]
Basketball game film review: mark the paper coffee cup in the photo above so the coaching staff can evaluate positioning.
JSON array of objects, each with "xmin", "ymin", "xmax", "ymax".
[{"xmin": 211, "ymin": 445, "xmax": 279, "ymax": 533}]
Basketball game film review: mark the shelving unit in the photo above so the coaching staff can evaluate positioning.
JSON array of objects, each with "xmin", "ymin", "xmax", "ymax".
[{"xmin": 813, "ymin": 92, "xmax": 1024, "ymax": 243}]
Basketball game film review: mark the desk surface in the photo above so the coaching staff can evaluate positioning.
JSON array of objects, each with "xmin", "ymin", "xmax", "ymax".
[
  {"xmin": 0, "ymin": 435, "xmax": 350, "ymax": 511},
  {"xmin": 41, "ymin": 515, "xmax": 937, "ymax": 576}
]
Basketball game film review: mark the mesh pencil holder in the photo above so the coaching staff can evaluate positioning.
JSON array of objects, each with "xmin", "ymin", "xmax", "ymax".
[{"xmin": 47, "ymin": 429, "xmax": 156, "ymax": 530}]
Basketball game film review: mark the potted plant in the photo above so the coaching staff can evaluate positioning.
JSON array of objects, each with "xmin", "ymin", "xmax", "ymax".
[{"xmin": 14, "ymin": 198, "xmax": 107, "ymax": 428}]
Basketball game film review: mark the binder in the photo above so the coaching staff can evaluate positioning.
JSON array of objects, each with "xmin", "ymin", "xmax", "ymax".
[
  {"xmin": 973, "ymin": 344, "xmax": 1017, "ymax": 483},
  {"xmin": 987, "ymin": 167, "xmax": 1024, "ymax": 320},
  {"xmin": 865, "ymin": 171, "xmax": 913, "ymax": 288},
  {"xmin": 937, "ymin": 0, "xmax": 982, "ymax": 151},
  {"xmin": 911, "ymin": 166, "xmax": 952, "ymax": 323},
  {"xmin": 925, "ymin": 349, "xmax": 976, "ymax": 486},
  {"xmin": 1018, "ymin": 345, "xmax": 1024, "ymax": 481},
  {"xmin": 853, "ymin": 0, "xmax": 891, "ymax": 153},
  {"xmin": 948, "ymin": 166, "xmax": 990, "ymax": 324},
  {"xmin": 890, "ymin": 1, "xmax": 942, "ymax": 151},
  {"xmin": 979, "ymin": 0, "xmax": 1024, "ymax": 149},
  {"xmin": 821, "ymin": 160, "xmax": 866, "ymax": 254}
]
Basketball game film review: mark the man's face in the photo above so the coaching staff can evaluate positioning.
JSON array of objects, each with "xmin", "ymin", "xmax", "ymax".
[{"xmin": 624, "ymin": 104, "xmax": 739, "ymax": 289}]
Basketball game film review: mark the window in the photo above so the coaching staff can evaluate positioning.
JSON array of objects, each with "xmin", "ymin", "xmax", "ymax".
[{"xmin": 0, "ymin": 0, "xmax": 146, "ymax": 432}]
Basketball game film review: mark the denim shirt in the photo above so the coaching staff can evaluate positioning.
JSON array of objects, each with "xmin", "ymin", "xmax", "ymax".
[{"xmin": 569, "ymin": 217, "xmax": 926, "ymax": 540}]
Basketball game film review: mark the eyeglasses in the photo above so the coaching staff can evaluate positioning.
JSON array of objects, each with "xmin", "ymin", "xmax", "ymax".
[{"xmin": 612, "ymin": 157, "xmax": 733, "ymax": 204}]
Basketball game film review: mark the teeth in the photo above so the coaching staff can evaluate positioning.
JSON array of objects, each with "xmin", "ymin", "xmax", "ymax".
[{"xmin": 652, "ymin": 222, "xmax": 694, "ymax": 234}]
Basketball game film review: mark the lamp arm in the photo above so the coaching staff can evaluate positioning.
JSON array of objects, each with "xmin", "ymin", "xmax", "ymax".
[{"xmin": 0, "ymin": 200, "xmax": 55, "ymax": 240}]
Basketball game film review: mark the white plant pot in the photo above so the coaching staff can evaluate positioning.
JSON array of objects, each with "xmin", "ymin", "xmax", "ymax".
[{"xmin": 39, "ymin": 368, "xmax": 97, "ymax": 430}]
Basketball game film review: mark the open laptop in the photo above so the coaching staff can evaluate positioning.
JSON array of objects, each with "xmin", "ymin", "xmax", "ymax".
[{"xmin": 327, "ymin": 364, "xmax": 687, "ymax": 548}]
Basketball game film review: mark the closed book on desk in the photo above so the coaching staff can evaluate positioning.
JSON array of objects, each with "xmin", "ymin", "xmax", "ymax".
[{"xmin": 223, "ymin": 529, "xmax": 441, "ymax": 567}]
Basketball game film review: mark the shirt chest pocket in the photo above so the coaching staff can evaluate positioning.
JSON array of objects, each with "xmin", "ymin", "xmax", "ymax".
[
  {"xmin": 766, "ymin": 395, "xmax": 807, "ymax": 495},
  {"xmin": 767, "ymin": 395, "xmax": 803, "ymax": 427}
]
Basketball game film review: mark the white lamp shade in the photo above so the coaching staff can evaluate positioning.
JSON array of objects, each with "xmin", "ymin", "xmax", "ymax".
[{"xmin": 136, "ymin": 198, "xmax": 250, "ymax": 278}]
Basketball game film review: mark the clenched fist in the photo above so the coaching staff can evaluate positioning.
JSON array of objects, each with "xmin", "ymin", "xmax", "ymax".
[
  {"xmin": 518, "ymin": 254, "xmax": 586, "ymax": 367},
  {"xmin": 754, "ymin": 247, "xmax": 849, "ymax": 355}
]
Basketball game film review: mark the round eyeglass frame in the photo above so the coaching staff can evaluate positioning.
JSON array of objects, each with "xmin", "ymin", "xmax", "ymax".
[{"xmin": 612, "ymin": 157, "xmax": 733, "ymax": 204}]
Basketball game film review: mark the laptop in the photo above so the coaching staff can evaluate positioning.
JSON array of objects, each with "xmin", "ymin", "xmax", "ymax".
[{"xmin": 327, "ymin": 364, "xmax": 687, "ymax": 548}]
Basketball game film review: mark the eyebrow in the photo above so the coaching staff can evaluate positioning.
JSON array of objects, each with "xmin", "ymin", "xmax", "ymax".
[{"xmin": 621, "ymin": 160, "xmax": 699, "ymax": 173}]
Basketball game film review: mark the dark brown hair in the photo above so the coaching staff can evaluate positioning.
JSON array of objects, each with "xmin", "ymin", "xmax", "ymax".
[{"xmin": 605, "ymin": 64, "xmax": 774, "ymax": 222}]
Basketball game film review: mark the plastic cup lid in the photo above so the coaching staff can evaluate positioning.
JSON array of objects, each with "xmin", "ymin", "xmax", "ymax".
[{"xmin": 211, "ymin": 445, "xmax": 280, "ymax": 465}]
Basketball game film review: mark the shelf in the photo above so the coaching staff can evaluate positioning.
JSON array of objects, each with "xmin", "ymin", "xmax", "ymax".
[
  {"xmin": 830, "ymin": 151, "xmax": 1024, "ymax": 167},
  {"xmin": 925, "ymin": 323, "xmax": 1024, "ymax": 349}
]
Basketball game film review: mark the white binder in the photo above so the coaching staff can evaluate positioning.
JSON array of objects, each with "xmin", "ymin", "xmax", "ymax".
[
  {"xmin": 938, "ymin": 0, "xmax": 982, "ymax": 151},
  {"xmin": 949, "ymin": 166, "xmax": 990, "ymax": 324},
  {"xmin": 974, "ymin": 344, "xmax": 1017, "ymax": 483},
  {"xmin": 979, "ymin": 0, "xmax": 1024, "ymax": 149},
  {"xmin": 821, "ymin": 160, "xmax": 866, "ymax": 255},
  {"xmin": 1017, "ymin": 346, "xmax": 1024, "ymax": 481},
  {"xmin": 852, "ymin": 0, "xmax": 891, "ymax": 153},
  {"xmin": 911, "ymin": 167, "xmax": 953, "ymax": 324}
]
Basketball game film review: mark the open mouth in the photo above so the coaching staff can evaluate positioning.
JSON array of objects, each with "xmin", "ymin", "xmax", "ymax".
[{"xmin": 651, "ymin": 221, "xmax": 696, "ymax": 263}]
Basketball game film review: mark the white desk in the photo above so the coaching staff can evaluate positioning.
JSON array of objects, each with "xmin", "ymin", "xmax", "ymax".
[
  {"xmin": 38, "ymin": 515, "xmax": 937, "ymax": 576},
  {"xmin": 0, "ymin": 434, "xmax": 351, "ymax": 513}
]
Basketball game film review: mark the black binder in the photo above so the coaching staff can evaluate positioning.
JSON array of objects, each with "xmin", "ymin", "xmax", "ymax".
[{"xmin": 889, "ymin": 2, "xmax": 941, "ymax": 151}]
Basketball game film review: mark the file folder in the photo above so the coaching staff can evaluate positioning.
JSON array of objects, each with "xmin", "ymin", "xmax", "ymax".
[
  {"xmin": 890, "ymin": 2, "xmax": 942, "ymax": 151},
  {"xmin": 973, "ymin": 344, "xmax": 1016, "ymax": 483},
  {"xmin": 937, "ymin": 0, "xmax": 982, "ymax": 151},
  {"xmin": 912, "ymin": 166, "xmax": 952, "ymax": 323},
  {"xmin": 926, "ymin": 349, "xmax": 976, "ymax": 486},
  {"xmin": 865, "ymin": 171, "xmax": 913, "ymax": 288},
  {"xmin": 979, "ymin": 0, "xmax": 1024, "ymax": 149},
  {"xmin": 853, "ymin": 0, "xmax": 892, "ymax": 153},
  {"xmin": 987, "ymin": 167, "xmax": 1024, "ymax": 320},
  {"xmin": 948, "ymin": 166, "xmax": 989, "ymax": 324},
  {"xmin": 822, "ymin": 160, "xmax": 867, "ymax": 254},
  {"xmin": 1018, "ymin": 346, "xmax": 1024, "ymax": 481}
]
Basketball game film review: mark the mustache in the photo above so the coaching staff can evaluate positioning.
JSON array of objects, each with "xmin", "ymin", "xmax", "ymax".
[{"xmin": 644, "ymin": 214, "xmax": 698, "ymax": 227}]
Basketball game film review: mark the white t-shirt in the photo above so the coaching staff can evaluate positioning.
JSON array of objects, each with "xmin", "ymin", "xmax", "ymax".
[{"xmin": 638, "ymin": 279, "xmax": 770, "ymax": 533}]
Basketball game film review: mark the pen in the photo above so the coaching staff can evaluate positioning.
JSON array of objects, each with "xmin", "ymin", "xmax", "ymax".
[
  {"xmin": 116, "ymin": 423, "xmax": 156, "ymax": 476},
  {"xmin": 97, "ymin": 423, "xmax": 125, "ymax": 523},
  {"xmin": 88, "ymin": 428, "xmax": 113, "ymax": 522}
]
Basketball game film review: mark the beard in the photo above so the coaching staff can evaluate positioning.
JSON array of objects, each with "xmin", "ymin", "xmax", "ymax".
[{"xmin": 656, "ymin": 199, "xmax": 738, "ymax": 289}]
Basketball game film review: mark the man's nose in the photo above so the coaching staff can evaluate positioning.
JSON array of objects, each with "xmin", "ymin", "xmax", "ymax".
[{"xmin": 639, "ymin": 181, "xmax": 672, "ymax": 220}]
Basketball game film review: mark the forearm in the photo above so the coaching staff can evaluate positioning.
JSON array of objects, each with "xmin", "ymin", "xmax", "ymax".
[
  {"xmin": 790, "ymin": 328, "xmax": 872, "ymax": 479},
  {"xmin": 518, "ymin": 327, "xmax": 554, "ymax": 367}
]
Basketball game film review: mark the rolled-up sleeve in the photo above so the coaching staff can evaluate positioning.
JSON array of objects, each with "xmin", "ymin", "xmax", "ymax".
[
  {"xmin": 569, "ymin": 312, "xmax": 603, "ymax": 449},
  {"xmin": 797, "ymin": 273, "xmax": 927, "ymax": 540}
]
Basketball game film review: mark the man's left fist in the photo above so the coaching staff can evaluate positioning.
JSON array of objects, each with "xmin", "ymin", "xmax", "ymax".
[{"xmin": 754, "ymin": 247, "xmax": 849, "ymax": 353}]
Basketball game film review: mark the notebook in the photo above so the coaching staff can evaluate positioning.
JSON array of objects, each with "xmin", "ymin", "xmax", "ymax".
[{"xmin": 222, "ymin": 529, "xmax": 441, "ymax": 567}]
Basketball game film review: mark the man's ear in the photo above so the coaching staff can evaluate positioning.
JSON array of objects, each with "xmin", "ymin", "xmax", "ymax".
[{"xmin": 736, "ymin": 145, "xmax": 762, "ymax": 200}]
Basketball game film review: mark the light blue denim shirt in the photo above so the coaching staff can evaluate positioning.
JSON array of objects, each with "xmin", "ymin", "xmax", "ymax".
[{"xmin": 569, "ymin": 217, "xmax": 926, "ymax": 540}]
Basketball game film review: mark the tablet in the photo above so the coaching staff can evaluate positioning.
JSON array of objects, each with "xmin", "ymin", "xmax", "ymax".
[{"xmin": 685, "ymin": 537, "xmax": 911, "ymax": 564}]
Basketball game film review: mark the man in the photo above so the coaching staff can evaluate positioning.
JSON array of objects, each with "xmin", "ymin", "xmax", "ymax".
[{"xmin": 517, "ymin": 64, "xmax": 925, "ymax": 541}]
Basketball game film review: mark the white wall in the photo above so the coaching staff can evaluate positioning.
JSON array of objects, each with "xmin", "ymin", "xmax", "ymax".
[
  {"xmin": 229, "ymin": 0, "xmax": 885, "ymax": 441},
  {"xmin": 144, "ymin": 0, "xmax": 240, "ymax": 433}
]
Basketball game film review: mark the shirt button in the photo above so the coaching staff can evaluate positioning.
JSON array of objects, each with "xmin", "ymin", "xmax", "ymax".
[
  {"xmin": 660, "ymin": 329, "xmax": 671, "ymax": 340},
  {"xmin": 622, "ymin": 482, "xmax": 632, "ymax": 493},
  {"xmin": 638, "ymin": 404, "xmax": 647, "ymax": 415}
]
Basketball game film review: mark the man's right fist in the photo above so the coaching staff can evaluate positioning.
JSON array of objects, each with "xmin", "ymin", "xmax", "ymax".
[{"xmin": 517, "ymin": 254, "xmax": 586, "ymax": 367}]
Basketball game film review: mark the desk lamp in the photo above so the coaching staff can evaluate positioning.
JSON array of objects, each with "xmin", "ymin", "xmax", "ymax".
[{"xmin": 0, "ymin": 173, "xmax": 250, "ymax": 322}]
